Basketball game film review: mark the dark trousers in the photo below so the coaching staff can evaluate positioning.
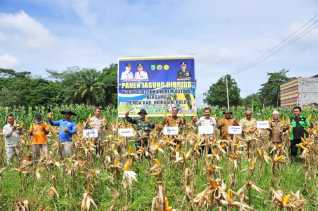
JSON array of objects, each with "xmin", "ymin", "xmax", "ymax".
[
  {"xmin": 136, "ymin": 138, "xmax": 148, "ymax": 148},
  {"xmin": 290, "ymin": 139, "xmax": 301, "ymax": 157}
]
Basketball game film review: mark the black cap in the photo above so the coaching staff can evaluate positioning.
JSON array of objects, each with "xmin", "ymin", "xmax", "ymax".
[
  {"xmin": 223, "ymin": 110, "xmax": 232, "ymax": 114},
  {"xmin": 181, "ymin": 62, "xmax": 187, "ymax": 66},
  {"xmin": 137, "ymin": 63, "xmax": 143, "ymax": 67},
  {"xmin": 138, "ymin": 109, "xmax": 147, "ymax": 115},
  {"xmin": 61, "ymin": 110, "xmax": 77, "ymax": 116},
  {"xmin": 34, "ymin": 112, "xmax": 42, "ymax": 119}
]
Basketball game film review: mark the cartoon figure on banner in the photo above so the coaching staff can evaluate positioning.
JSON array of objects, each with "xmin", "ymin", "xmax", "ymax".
[
  {"xmin": 177, "ymin": 62, "xmax": 191, "ymax": 80},
  {"xmin": 134, "ymin": 63, "xmax": 149, "ymax": 81},
  {"xmin": 120, "ymin": 63, "xmax": 134, "ymax": 81}
]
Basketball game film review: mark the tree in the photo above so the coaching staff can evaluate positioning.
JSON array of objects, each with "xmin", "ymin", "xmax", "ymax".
[
  {"xmin": 100, "ymin": 64, "xmax": 117, "ymax": 106},
  {"xmin": 47, "ymin": 65, "xmax": 117, "ymax": 106},
  {"xmin": 259, "ymin": 70, "xmax": 291, "ymax": 107},
  {"xmin": 204, "ymin": 74, "xmax": 241, "ymax": 107},
  {"xmin": 0, "ymin": 65, "xmax": 118, "ymax": 107},
  {"xmin": 242, "ymin": 93, "xmax": 262, "ymax": 110}
]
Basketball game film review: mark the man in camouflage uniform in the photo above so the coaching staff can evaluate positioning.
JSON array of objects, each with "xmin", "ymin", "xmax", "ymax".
[
  {"xmin": 125, "ymin": 109, "xmax": 155, "ymax": 149},
  {"xmin": 177, "ymin": 62, "xmax": 191, "ymax": 80}
]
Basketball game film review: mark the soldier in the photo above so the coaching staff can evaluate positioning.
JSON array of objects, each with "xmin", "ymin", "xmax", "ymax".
[
  {"xmin": 125, "ymin": 109, "xmax": 155, "ymax": 149},
  {"xmin": 177, "ymin": 62, "xmax": 191, "ymax": 80}
]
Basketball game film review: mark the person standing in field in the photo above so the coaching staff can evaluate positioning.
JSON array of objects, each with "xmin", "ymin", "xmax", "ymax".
[
  {"xmin": 48, "ymin": 110, "xmax": 77, "ymax": 158},
  {"xmin": 218, "ymin": 110, "xmax": 239, "ymax": 140},
  {"xmin": 289, "ymin": 106, "xmax": 310, "ymax": 161},
  {"xmin": 268, "ymin": 110, "xmax": 289, "ymax": 145},
  {"xmin": 163, "ymin": 106, "xmax": 186, "ymax": 128},
  {"xmin": 84, "ymin": 106, "xmax": 107, "ymax": 156},
  {"xmin": 2, "ymin": 113, "xmax": 22, "ymax": 165},
  {"xmin": 240, "ymin": 110, "xmax": 257, "ymax": 140},
  {"xmin": 193, "ymin": 106, "xmax": 217, "ymax": 133},
  {"xmin": 29, "ymin": 113, "xmax": 49, "ymax": 163},
  {"xmin": 192, "ymin": 106, "xmax": 217, "ymax": 154},
  {"xmin": 125, "ymin": 109, "xmax": 155, "ymax": 149}
]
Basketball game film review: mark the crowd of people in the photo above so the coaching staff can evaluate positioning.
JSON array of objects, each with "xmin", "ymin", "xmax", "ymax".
[{"xmin": 2, "ymin": 105, "xmax": 311, "ymax": 165}]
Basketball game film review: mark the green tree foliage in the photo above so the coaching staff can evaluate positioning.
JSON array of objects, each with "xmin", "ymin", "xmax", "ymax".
[
  {"xmin": 242, "ymin": 93, "xmax": 262, "ymax": 110},
  {"xmin": 259, "ymin": 69, "xmax": 291, "ymax": 107},
  {"xmin": 204, "ymin": 74, "xmax": 241, "ymax": 107},
  {"xmin": 0, "ymin": 65, "xmax": 117, "ymax": 107}
]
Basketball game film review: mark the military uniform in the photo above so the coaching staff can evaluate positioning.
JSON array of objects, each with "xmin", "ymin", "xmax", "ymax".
[
  {"xmin": 125, "ymin": 116, "xmax": 154, "ymax": 148},
  {"xmin": 177, "ymin": 69, "xmax": 191, "ymax": 80}
]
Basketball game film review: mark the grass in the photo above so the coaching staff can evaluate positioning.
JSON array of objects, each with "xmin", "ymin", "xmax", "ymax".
[{"xmin": 0, "ymin": 105, "xmax": 317, "ymax": 210}]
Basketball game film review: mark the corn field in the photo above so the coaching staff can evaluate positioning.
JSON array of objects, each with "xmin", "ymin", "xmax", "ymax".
[{"xmin": 0, "ymin": 105, "xmax": 318, "ymax": 210}]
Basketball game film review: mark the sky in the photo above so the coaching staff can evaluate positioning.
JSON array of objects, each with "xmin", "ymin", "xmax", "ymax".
[{"xmin": 0, "ymin": 0, "xmax": 318, "ymax": 104}]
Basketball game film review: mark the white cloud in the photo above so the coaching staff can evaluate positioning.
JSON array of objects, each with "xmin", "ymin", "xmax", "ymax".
[
  {"xmin": 0, "ymin": 54, "xmax": 18, "ymax": 68},
  {"xmin": 0, "ymin": 10, "xmax": 56, "ymax": 48}
]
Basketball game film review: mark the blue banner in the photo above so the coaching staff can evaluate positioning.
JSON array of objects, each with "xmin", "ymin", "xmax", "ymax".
[{"xmin": 118, "ymin": 56, "xmax": 196, "ymax": 117}]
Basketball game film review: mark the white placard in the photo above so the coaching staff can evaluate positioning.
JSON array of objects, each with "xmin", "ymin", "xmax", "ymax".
[
  {"xmin": 228, "ymin": 126, "xmax": 242, "ymax": 135},
  {"xmin": 83, "ymin": 129, "xmax": 99, "ymax": 138},
  {"xmin": 257, "ymin": 121, "xmax": 269, "ymax": 129},
  {"xmin": 118, "ymin": 128, "xmax": 135, "ymax": 137},
  {"xmin": 198, "ymin": 125, "xmax": 214, "ymax": 135},
  {"xmin": 163, "ymin": 126, "xmax": 179, "ymax": 135}
]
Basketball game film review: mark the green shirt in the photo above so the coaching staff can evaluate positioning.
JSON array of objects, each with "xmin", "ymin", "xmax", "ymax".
[
  {"xmin": 125, "ymin": 116, "xmax": 155, "ymax": 138},
  {"xmin": 289, "ymin": 115, "xmax": 309, "ymax": 140}
]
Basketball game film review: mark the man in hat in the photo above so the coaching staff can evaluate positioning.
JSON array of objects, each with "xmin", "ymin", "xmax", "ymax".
[
  {"xmin": 268, "ymin": 110, "xmax": 289, "ymax": 145},
  {"xmin": 2, "ymin": 113, "xmax": 22, "ymax": 165},
  {"xmin": 134, "ymin": 64, "xmax": 148, "ymax": 81},
  {"xmin": 48, "ymin": 110, "xmax": 77, "ymax": 158},
  {"xmin": 29, "ymin": 113, "xmax": 49, "ymax": 163},
  {"xmin": 84, "ymin": 106, "xmax": 107, "ymax": 156},
  {"xmin": 125, "ymin": 108, "xmax": 155, "ymax": 148},
  {"xmin": 240, "ymin": 110, "xmax": 257, "ymax": 140},
  {"xmin": 218, "ymin": 110, "xmax": 239, "ymax": 140},
  {"xmin": 121, "ymin": 63, "xmax": 134, "ymax": 81},
  {"xmin": 177, "ymin": 62, "xmax": 191, "ymax": 80}
]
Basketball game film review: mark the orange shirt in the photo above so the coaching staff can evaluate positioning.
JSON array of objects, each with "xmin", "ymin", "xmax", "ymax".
[
  {"xmin": 218, "ymin": 118, "xmax": 239, "ymax": 140},
  {"xmin": 30, "ymin": 123, "xmax": 49, "ymax": 144},
  {"xmin": 164, "ymin": 116, "xmax": 186, "ymax": 127}
]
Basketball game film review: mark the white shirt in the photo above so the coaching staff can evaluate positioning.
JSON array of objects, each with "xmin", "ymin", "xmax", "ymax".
[
  {"xmin": 196, "ymin": 116, "xmax": 217, "ymax": 127},
  {"xmin": 3, "ymin": 124, "xmax": 20, "ymax": 147},
  {"xmin": 134, "ymin": 71, "xmax": 148, "ymax": 81},
  {"xmin": 121, "ymin": 71, "xmax": 134, "ymax": 81},
  {"xmin": 88, "ymin": 116, "xmax": 106, "ymax": 132}
]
